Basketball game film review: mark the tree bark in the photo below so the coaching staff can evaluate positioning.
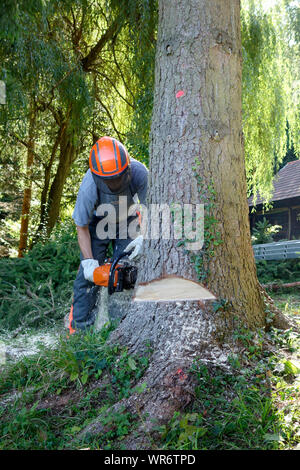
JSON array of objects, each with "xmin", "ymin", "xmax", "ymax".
[
  {"xmin": 114, "ymin": 0, "xmax": 266, "ymax": 351},
  {"xmin": 31, "ymin": 127, "xmax": 64, "ymax": 245},
  {"xmin": 18, "ymin": 102, "xmax": 37, "ymax": 257},
  {"xmin": 44, "ymin": 122, "xmax": 75, "ymax": 237},
  {"xmin": 79, "ymin": 0, "xmax": 285, "ymax": 448},
  {"xmin": 138, "ymin": 0, "xmax": 265, "ymax": 328}
]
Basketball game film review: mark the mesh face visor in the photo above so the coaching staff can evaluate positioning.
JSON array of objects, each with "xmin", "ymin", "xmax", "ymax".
[{"xmin": 92, "ymin": 166, "xmax": 131, "ymax": 195}]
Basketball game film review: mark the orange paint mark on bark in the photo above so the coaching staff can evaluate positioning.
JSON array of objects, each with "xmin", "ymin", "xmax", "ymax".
[
  {"xmin": 176, "ymin": 368, "xmax": 188, "ymax": 380},
  {"xmin": 176, "ymin": 90, "xmax": 185, "ymax": 98}
]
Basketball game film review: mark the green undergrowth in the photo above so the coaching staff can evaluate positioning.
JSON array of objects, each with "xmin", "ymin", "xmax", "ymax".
[
  {"xmin": 256, "ymin": 258, "xmax": 300, "ymax": 284},
  {"xmin": 0, "ymin": 302, "xmax": 299, "ymax": 450},
  {"xmin": 0, "ymin": 223, "xmax": 79, "ymax": 331},
  {"xmin": 0, "ymin": 324, "xmax": 151, "ymax": 450}
]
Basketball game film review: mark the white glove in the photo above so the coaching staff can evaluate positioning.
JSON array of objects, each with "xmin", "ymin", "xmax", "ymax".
[
  {"xmin": 81, "ymin": 259, "xmax": 99, "ymax": 282},
  {"xmin": 124, "ymin": 235, "xmax": 143, "ymax": 260}
]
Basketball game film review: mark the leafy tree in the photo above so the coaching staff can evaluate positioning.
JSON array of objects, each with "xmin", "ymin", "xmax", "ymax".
[
  {"xmin": 242, "ymin": 0, "xmax": 300, "ymax": 206},
  {"xmin": 251, "ymin": 217, "xmax": 282, "ymax": 244},
  {"xmin": 1, "ymin": 0, "xmax": 298, "ymax": 256},
  {"xmin": 0, "ymin": 0, "xmax": 158, "ymax": 254}
]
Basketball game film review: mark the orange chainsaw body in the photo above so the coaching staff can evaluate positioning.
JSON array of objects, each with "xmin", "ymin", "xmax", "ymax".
[{"xmin": 93, "ymin": 263, "xmax": 120, "ymax": 287}]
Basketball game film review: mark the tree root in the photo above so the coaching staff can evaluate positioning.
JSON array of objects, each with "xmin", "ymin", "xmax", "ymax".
[
  {"xmin": 76, "ymin": 301, "xmax": 235, "ymax": 449},
  {"xmin": 261, "ymin": 281, "xmax": 300, "ymax": 290},
  {"xmin": 76, "ymin": 358, "xmax": 200, "ymax": 449},
  {"xmin": 76, "ymin": 298, "xmax": 234, "ymax": 448}
]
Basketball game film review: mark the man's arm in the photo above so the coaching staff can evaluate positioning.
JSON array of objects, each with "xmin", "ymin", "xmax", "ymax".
[
  {"xmin": 76, "ymin": 225, "xmax": 94, "ymax": 259},
  {"xmin": 77, "ymin": 225, "xmax": 100, "ymax": 282}
]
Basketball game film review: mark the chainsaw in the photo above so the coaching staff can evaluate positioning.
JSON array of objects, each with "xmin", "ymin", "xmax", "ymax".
[{"xmin": 92, "ymin": 250, "xmax": 137, "ymax": 295}]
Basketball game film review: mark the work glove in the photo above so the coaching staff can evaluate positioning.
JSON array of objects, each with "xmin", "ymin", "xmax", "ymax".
[
  {"xmin": 124, "ymin": 235, "xmax": 143, "ymax": 260},
  {"xmin": 81, "ymin": 258, "xmax": 99, "ymax": 282}
]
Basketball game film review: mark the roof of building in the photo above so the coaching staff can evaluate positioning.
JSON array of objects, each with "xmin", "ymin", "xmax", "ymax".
[{"xmin": 248, "ymin": 160, "xmax": 300, "ymax": 207}]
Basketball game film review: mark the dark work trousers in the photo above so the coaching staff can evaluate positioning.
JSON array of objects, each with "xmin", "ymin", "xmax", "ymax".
[{"xmin": 71, "ymin": 214, "xmax": 136, "ymax": 331}]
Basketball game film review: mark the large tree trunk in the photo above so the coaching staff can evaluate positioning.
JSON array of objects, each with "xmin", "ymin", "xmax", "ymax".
[
  {"xmin": 18, "ymin": 102, "xmax": 36, "ymax": 257},
  {"xmin": 80, "ymin": 0, "xmax": 271, "ymax": 448},
  {"xmin": 139, "ymin": 0, "xmax": 265, "ymax": 328}
]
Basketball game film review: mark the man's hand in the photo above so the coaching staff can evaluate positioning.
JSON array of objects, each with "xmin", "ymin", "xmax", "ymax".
[
  {"xmin": 124, "ymin": 235, "xmax": 143, "ymax": 260},
  {"xmin": 81, "ymin": 259, "xmax": 99, "ymax": 282}
]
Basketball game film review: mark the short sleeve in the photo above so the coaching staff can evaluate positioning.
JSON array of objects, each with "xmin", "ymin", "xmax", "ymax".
[
  {"xmin": 130, "ymin": 159, "xmax": 148, "ymax": 206},
  {"xmin": 72, "ymin": 170, "xmax": 98, "ymax": 226}
]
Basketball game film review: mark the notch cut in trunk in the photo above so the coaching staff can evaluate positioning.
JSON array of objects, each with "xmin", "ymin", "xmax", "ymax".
[{"xmin": 134, "ymin": 276, "xmax": 216, "ymax": 302}]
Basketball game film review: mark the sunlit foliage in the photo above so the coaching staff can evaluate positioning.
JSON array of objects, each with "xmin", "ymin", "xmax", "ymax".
[
  {"xmin": 241, "ymin": 0, "xmax": 300, "ymax": 206},
  {"xmin": 0, "ymin": 0, "xmax": 299, "ymax": 252}
]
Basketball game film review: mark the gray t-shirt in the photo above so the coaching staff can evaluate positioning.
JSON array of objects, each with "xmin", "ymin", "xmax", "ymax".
[{"xmin": 72, "ymin": 158, "xmax": 148, "ymax": 227}]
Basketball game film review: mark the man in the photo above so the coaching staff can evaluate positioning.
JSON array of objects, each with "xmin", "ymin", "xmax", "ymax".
[{"xmin": 68, "ymin": 136, "xmax": 148, "ymax": 334}]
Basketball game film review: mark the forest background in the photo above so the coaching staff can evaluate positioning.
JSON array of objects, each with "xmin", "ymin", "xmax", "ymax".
[{"xmin": 0, "ymin": 0, "xmax": 299, "ymax": 259}]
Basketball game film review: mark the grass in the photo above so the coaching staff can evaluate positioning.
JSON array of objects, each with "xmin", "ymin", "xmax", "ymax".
[
  {"xmin": 0, "ymin": 299, "xmax": 299, "ymax": 450},
  {"xmin": 271, "ymin": 290, "xmax": 300, "ymax": 319},
  {"xmin": 159, "ymin": 350, "xmax": 299, "ymax": 450},
  {"xmin": 0, "ymin": 325, "xmax": 151, "ymax": 450}
]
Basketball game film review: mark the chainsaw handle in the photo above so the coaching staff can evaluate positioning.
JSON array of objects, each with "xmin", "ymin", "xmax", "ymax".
[{"xmin": 108, "ymin": 249, "xmax": 133, "ymax": 295}]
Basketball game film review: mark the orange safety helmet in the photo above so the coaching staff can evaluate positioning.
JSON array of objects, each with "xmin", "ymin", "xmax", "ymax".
[{"xmin": 89, "ymin": 136, "xmax": 130, "ymax": 180}]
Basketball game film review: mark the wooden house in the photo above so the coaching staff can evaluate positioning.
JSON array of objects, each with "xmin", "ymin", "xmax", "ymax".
[{"xmin": 248, "ymin": 160, "xmax": 300, "ymax": 241}]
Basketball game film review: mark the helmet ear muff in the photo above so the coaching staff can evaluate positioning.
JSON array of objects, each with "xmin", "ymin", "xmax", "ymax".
[{"xmin": 89, "ymin": 137, "xmax": 130, "ymax": 179}]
